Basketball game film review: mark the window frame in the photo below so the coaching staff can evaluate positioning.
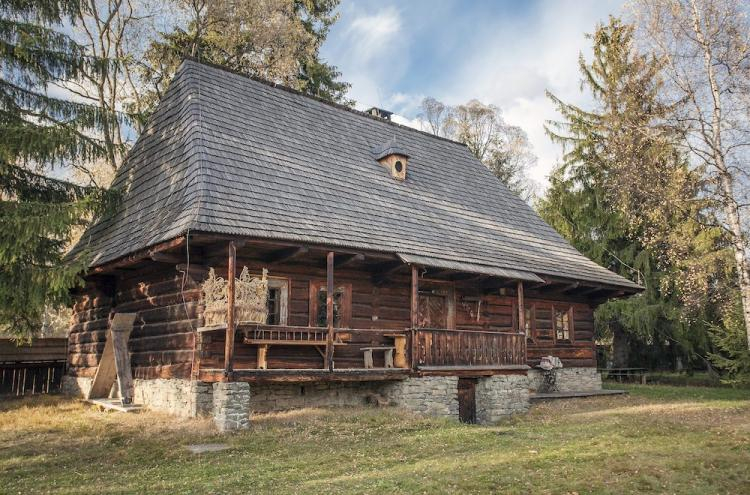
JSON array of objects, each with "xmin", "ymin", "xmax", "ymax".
[
  {"xmin": 308, "ymin": 281, "xmax": 352, "ymax": 328},
  {"xmin": 265, "ymin": 277, "xmax": 289, "ymax": 326},
  {"xmin": 552, "ymin": 304, "xmax": 574, "ymax": 343}
]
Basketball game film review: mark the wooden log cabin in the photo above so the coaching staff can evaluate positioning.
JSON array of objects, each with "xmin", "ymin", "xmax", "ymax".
[{"xmin": 64, "ymin": 59, "xmax": 642, "ymax": 427}]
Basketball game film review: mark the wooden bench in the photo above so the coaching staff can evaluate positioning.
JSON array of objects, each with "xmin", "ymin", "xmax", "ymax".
[
  {"xmin": 361, "ymin": 346, "xmax": 396, "ymax": 369},
  {"xmin": 600, "ymin": 368, "xmax": 648, "ymax": 384}
]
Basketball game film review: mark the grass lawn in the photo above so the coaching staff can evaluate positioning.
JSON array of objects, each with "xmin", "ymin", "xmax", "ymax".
[{"xmin": 1, "ymin": 385, "xmax": 749, "ymax": 494}]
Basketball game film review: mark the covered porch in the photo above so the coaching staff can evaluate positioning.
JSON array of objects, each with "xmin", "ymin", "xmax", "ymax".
[{"xmin": 190, "ymin": 239, "xmax": 536, "ymax": 383}]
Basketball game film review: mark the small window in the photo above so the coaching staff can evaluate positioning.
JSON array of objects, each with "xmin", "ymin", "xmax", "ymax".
[
  {"xmin": 309, "ymin": 281, "xmax": 352, "ymax": 328},
  {"xmin": 266, "ymin": 288, "xmax": 281, "ymax": 325},
  {"xmin": 554, "ymin": 306, "xmax": 572, "ymax": 341},
  {"xmin": 265, "ymin": 278, "xmax": 289, "ymax": 326},
  {"xmin": 394, "ymin": 160, "xmax": 403, "ymax": 173}
]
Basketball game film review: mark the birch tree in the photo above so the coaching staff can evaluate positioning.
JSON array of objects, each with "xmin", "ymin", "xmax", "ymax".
[{"xmin": 633, "ymin": 0, "xmax": 750, "ymax": 348}]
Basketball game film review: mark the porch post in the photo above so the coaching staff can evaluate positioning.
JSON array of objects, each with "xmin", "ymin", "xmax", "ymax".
[
  {"xmin": 517, "ymin": 280, "xmax": 526, "ymax": 364},
  {"xmin": 517, "ymin": 280, "xmax": 525, "ymax": 334},
  {"xmin": 410, "ymin": 265, "xmax": 419, "ymax": 328},
  {"xmin": 224, "ymin": 241, "xmax": 237, "ymax": 377},
  {"xmin": 325, "ymin": 251, "xmax": 335, "ymax": 371},
  {"xmin": 410, "ymin": 265, "xmax": 419, "ymax": 369}
]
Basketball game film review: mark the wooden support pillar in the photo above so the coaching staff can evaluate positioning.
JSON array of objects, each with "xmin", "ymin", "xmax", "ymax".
[
  {"xmin": 517, "ymin": 280, "xmax": 525, "ymax": 334},
  {"xmin": 411, "ymin": 265, "xmax": 419, "ymax": 328},
  {"xmin": 325, "ymin": 251, "xmax": 335, "ymax": 371},
  {"xmin": 257, "ymin": 345, "xmax": 268, "ymax": 370},
  {"xmin": 410, "ymin": 265, "xmax": 419, "ymax": 369},
  {"xmin": 224, "ymin": 241, "xmax": 237, "ymax": 378}
]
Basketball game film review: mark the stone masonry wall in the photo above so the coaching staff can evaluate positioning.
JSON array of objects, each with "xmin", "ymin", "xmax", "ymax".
[
  {"xmin": 62, "ymin": 375, "xmax": 93, "ymax": 398},
  {"xmin": 475, "ymin": 375, "xmax": 530, "ymax": 424},
  {"xmin": 527, "ymin": 367, "xmax": 602, "ymax": 393},
  {"xmin": 380, "ymin": 377, "xmax": 459, "ymax": 418},
  {"xmin": 61, "ymin": 375, "xmax": 212, "ymax": 418},
  {"xmin": 62, "ymin": 372, "xmax": 544, "ymax": 426},
  {"xmin": 250, "ymin": 382, "xmax": 381, "ymax": 413},
  {"xmin": 132, "ymin": 379, "xmax": 212, "ymax": 418},
  {"xmin": 212, "ymin": 382, "xmax": 251, "ymax": 431}
]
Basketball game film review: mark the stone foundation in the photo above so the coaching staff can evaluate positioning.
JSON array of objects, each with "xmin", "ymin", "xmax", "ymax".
[
  {"xmin": 380, "ymin": 376, "xmax": 459, "ymax": 418},
  {"xmin": 250, "ymin": 382, "xmax": 381, "ymax": 413},
  {"xmin": 62, "ymin": 375, "xmax": 93, "ymax": 398},
  {"xmin": 212, "ymin": 382, "xmax": 251, "ymax": 431},
  {"xmin": 132, "ymin": 379, "xmax": 212, "ymax": 417},
  {"xmin": 62, "ymin": 370, "xmax": 543, "ymax": 427},
  {"xmin": 527, "ymin": 367, "xmax": 602, "ymax": 393},
  {"xmin": 475, "ymin": 375, "xmax": 530, "ymax": 423},
  {"xmin": 61, "ymin": 375, "xmax": 212, "ymax": 417}
]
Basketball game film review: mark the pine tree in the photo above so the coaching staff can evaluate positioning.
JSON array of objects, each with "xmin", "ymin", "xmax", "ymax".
[
  {"xmin": 539, "ymin": 17, "xmax": 719, "ymax": 368},
  {"xmin": 0, "ymin": 0, "xmax": 116, "ymax": 340}
]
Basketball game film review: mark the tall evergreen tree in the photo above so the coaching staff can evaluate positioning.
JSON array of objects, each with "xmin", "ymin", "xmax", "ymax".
[
  {"xmin": 135, "ymin": 0, "xmax": 351, "ymax": 122},
  {"xmin": 539, "ymin": 17, "xmax": 718, "ymax": 368},
  {"xmin": 0, "ymin": 0, "xmax": 116, "ymax": 340}
]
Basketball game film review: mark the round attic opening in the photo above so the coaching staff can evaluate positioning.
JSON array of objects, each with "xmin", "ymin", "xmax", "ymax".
[{"xmin": 394, "ymin": 160, "xmax": 404, "ymax": 173}]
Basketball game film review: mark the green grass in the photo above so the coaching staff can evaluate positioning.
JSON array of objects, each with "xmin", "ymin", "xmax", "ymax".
[{"xmin": 1, "ymin": 385, "xmax": 749, "ymax": 494}]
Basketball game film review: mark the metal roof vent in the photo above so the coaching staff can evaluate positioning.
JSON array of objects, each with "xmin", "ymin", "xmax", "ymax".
[
  {"xmin": 373, "ymin": 136, "xmax": 409, "ymax": 181},
  {"xmin": 366, "ymin": 107, "xmax": 393, "ymax": 121}
]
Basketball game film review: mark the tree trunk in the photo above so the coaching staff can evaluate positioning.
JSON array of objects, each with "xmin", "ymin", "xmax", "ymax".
[
  {"xmin": 690, "ymin": 0, "xmax": 750, "ymax": 349},
  {"xmin": 612, "ymin": 324, "xmax": 630, "ymax": 368}
]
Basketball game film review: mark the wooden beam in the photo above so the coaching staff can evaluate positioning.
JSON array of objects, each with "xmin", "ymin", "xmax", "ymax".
[
  {"xmin": 576, "ymin": 286, "xmax": 606, "ymax": 296},
  {"xmin": 325, "ymin": 251, "xmax": 335, "ymax": 371},
  {"xmin": 175, "ymin": 263, "xmax": 209, "ymax": 279},
  {"xmin": 517, "ymin": 281, "xmax": 525, "ymax": 335},
  {"xmin": 448, "ymin": 272, "xmax": 484, "ymax": 282},
  {"xmin": 90, "ymin": 236, "xmax": 185, "ymax": 274},
  {"xmin": 265, "ymin": 246, "xmax": 309, "ymax": 263},
  {"xmin": 562, "ymin": 282, "xmax": 581, "ymax": 294},
  {"xmin": 372, "ymin": 260, "xmax": 405, "ymax": 285},
  {"xmin": 479, "ymin": 278, "xmax": 517, "ymax": 290},
  {"xmin": 149, "ymin": 252, "xmax": 182, "ymax": 264},
  {"xmin": 529, "ymin": 278, "xmax": 551, "ymax": 290},
  {"xmin": 224, "ymin": 241, "xmax": 237, "ymax": 377},
  {"xmin": 334, "ymin": 253, "xmax": 365, "ymax": 268}
]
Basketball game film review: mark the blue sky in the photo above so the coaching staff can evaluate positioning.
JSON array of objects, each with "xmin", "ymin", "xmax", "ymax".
[{"xmin": 321, "ymin": 0, "xmax": 625, "ymax": 188}]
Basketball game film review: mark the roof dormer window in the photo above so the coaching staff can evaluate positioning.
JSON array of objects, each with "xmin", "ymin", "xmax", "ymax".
[{"xmin": 373, "ymin": 137, "xmax": 409, "ymax": 181}]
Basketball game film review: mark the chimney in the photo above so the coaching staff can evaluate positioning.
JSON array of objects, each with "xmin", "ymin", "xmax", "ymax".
[{"xmin": 366, "ymin": 107, "xmax": 393, "ymax": 121}]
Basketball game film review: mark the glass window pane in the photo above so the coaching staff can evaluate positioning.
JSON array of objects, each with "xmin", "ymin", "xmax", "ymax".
[
  {"xmin": 315, "ymin": 287, "xmax": 343, "ymax": 327},
  {"xmin": 266, "ymin": 288, "xmax": 280, "ymax": 325}
]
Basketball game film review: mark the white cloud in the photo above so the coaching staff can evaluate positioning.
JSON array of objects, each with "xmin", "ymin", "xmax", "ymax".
[
  {"xmin": 326, "ymin": 0, "xmax": 624, "ymax": 190},
  {"xmin": 345, "ymin": 8, "xmax": 402, "ymax": 62}
]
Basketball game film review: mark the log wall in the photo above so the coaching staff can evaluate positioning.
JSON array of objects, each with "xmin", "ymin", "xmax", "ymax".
[
  {"xmin": 68, "ymin": 267, "xmax": 200, "ymax": 379},
  {"xmin": 68, "ymin": 250, "xmax": 598, "ymax": 378}
]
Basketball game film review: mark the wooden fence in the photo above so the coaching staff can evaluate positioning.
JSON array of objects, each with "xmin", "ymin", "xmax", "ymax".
[{"xmin": 0, "ymin": 338, "xmax": 67, "ymax": 396}]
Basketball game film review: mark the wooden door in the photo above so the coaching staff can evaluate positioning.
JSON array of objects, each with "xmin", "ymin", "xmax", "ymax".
[
  {"xmin": 457, "ymin": 378, "xmax": 477, "ymax": 424},
  {"xmin": 418, "ymin": 293, "xmax": 448, "ymax": 328}
]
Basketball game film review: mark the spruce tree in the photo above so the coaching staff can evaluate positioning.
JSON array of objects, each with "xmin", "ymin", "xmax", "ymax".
[
  {"xmin": 539, "ymin": 17, "xmax": 717, "ymax": 368},
  {"xmin": 0, "ymin": 0, "xmax": 116, "ymax": 340}
]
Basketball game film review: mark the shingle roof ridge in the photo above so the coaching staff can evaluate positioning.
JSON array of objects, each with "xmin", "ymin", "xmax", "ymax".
[{"xmin": 179, "ymin": 57, "xmax": 466, "ymax": 147}]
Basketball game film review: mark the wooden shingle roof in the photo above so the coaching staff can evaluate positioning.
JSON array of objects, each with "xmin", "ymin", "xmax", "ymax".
[{"xmin": 73, "ymin": 59, "xmax": 641, "ymax": 290}]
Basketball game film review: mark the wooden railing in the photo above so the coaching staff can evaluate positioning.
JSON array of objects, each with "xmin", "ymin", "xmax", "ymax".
[
  {"xmin": 414, "ymin": 328, "xmax": 526, "ymax": 368},
  {"xmin": 242, "ymin": 325, "xmax": 331, "ymax": 345}
]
